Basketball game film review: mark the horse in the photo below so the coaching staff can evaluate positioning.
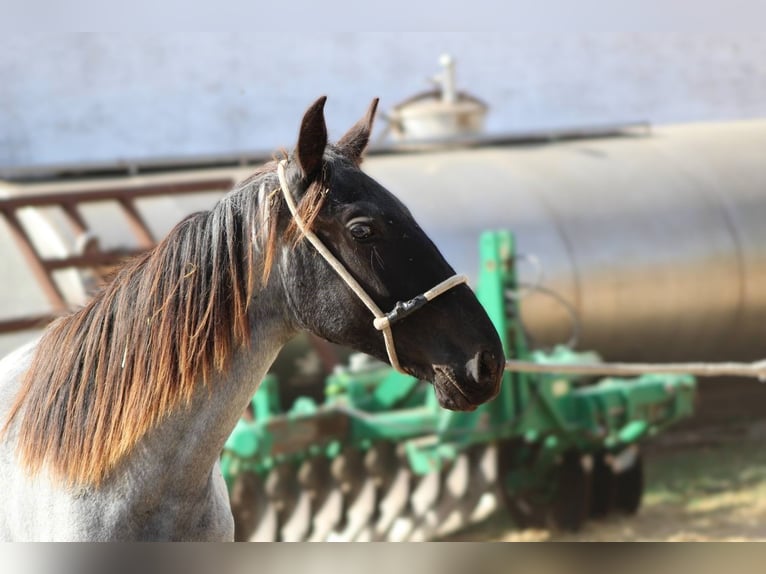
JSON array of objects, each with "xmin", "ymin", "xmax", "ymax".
[{"xmin": 0, "ymin": 97, "xmax": 504, "ymax": 541}]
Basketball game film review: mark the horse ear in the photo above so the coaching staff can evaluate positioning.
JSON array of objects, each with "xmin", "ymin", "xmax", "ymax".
[
  {"xmin": 296, "ymin": 96, "xmax": 328, "ymax": 181},
  {"xmin": 337, "ymin": 98, "xmax": 379, "ymax": 165}
]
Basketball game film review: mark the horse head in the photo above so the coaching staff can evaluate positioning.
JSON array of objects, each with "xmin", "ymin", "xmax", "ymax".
[{"xmin": 274, "ymin": 97, "xmax": 504, "ymax": 411}]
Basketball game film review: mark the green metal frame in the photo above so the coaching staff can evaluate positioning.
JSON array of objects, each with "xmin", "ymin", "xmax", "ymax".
[{"xmin": 221, "ymin": 230, "xmax": 696, "ymax": 498}]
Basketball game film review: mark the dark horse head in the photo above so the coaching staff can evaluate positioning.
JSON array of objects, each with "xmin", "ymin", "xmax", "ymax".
[{"xmin": 274, "ymin": 96, "xmax": 504, "ymax": 410}]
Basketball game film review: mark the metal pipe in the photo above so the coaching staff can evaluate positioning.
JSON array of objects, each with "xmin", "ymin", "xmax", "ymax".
[{"xmin": 504, "ymin": 359, "xmax": 766, "ymax": 380}]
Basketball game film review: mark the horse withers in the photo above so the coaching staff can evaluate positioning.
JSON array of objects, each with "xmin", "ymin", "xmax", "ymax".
[{"xmin": 0, "ymin": 97, "xmax": 504, "ymax": 541}]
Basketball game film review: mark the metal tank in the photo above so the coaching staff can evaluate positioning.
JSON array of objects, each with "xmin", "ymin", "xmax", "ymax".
[
  {"xmin": 3, "ymin": 120, "xmax": 766, "ymax": 364},
  {"xmin": 384, "ymin": 54, "xmax": 487, "ymax": 141},
  {"xmin": 362, "ymin": 119, "xmax": 766, "ymax": 362}
]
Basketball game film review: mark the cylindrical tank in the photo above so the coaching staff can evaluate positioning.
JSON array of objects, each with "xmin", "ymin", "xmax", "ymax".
[
  {"xmin": 3, "ymin": 120, "xmax": 766, "ymax": 364},
  {"xmin": 363, "ymin": 119, "xmax": 766, "ymax": 362}
]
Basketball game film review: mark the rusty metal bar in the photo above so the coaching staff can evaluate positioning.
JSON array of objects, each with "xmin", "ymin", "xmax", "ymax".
[
  {"xmin": 41, "ymin": 250, "xmax": 146, "ymax": 271},
  {"xmin": 0, "ymin": 207, "xmax": 69, "ymax": 311},
  {"xmin": 0, "ymin": 179, "xmax": 234, "ymax": 209},
  {"xmin": 60, "ymin": 202, "xmax": 90, "ymax": 236},
  {"xmin": 0, "ymin": 313, "xmax": 66, "ymax": 334},
  {"xmin": 117, "ymin": 198, "xmax": 155, "ymax": 248}
]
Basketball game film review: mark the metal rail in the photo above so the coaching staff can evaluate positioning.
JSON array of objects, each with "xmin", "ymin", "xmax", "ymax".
[
  {"xmin": 0, "ymin": 177, "xmax": 234, "ymax": 334},
  {"xmin": 505, "ymin": 359, "xmax": 766, "ymax": 380}
]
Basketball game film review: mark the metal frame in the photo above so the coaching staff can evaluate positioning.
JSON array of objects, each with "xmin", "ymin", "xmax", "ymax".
[{"xmin": 0, "ymin": 177, "xmax": 234, "ymax": 334}]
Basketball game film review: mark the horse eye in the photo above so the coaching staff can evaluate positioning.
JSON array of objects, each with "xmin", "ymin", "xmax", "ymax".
[{"xmin": 348, "ymin": 222, "xmax": 374, "ymax": 241}]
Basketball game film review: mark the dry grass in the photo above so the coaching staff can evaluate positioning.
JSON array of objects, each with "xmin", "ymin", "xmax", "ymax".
[{"xmin": 453, "ymin": 420, "xmax": 766, "ymax": 541}]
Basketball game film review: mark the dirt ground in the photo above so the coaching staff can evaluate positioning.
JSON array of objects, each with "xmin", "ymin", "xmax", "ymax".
[{"xmin": 450, "ymin": 418, "xmax": 766, "ymax": 541}]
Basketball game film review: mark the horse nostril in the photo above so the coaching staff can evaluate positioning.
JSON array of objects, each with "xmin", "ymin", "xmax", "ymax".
[{"xmin": 467, "ymin": 350, "xmax": 502, "ymax": 388}]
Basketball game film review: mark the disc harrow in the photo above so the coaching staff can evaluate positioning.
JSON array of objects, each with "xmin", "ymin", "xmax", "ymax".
[
  {"xmin": 230, "ymin": 443, "xmax": 506, "ymax": 541},
  {"xmin": 229, "ymin": 440, "xmax": 649, "ymax": 541},
  {"xmin": 221, "ymin": 230, "xmax": 696, "ymax": 541}
]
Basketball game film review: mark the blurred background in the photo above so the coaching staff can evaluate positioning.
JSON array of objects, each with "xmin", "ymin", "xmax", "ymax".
[
  {"xmin": 2, "ymin": 32, "xmax": 766, "ymax": 541},
  {"xmin": 3, "ymin": 34, "xmax": 766, "ymax": 166}
]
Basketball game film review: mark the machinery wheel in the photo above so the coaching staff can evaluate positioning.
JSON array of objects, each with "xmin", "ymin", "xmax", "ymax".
[
  {"xmin": 589, "ymin": 450, "xmax": 616, "ymax": 519},
  {"xmin": 497, "ymin": 441, "xmax": 549, "ymax": 529},
  {"xmin": 549, "ymin": 450, "xmax": 592, "ymax": 532},
  {"xmin": 614, "ymin": 453, "xmax": 644, "ymax": 515},
  {"xmin": 498, "ymin": 442, "xmax": 591, "ymax": 532}
]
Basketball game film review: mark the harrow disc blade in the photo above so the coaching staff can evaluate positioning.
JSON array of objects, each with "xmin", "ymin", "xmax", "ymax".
[
  {"xmin": 434, "ymin": 450, "xmax": 492, "ymax": 538},
  {"xmin": 309, "ymin": 488, "xmax": 344, "ymax": 542},
  {"xmin": 445, "ymin": 452, "xmax": 471, "ymax": 498},
  {"xmin": 249, "ymin": 501, "xmax": 279, "ymax": 542},
  {"xmin": 230, "ymin": 471, "xmax": 277, "ymax": 542},
  {"xmin": 467, "ymin": 444, "xmax": 500, "ymax": 524},
  {"xmin": 410, "ymin": 470, "xmax": 442, "ymax": 516},
  {"xmin": 372, "ymin": 464, "xmax": 413, "ymax": 540},
  {"xmin": 329, "ymin": 477, "xmax": 377, "ymax": 541},
  {"xmin": 326, "ymin": 448, "xmax": 377, "ymax": 542},
  {"xmin": 350, "ymin": 443, "xmax": 400, "ymax": 541},
  {"xmin": 387, "ymin": 470, "xmax": 445, "ymax": 542},
  {"xmin": 408, "ymin": 445, "xmax": 499, "ymax": 541},
  {"xmin": 295, "ymin": 457, "xmax": 341, "ymax": 541},
  {"xmin": 280, "ymin": 490, "xmax": 312, "ymax": 542},
  {"xmin": 264, "ymin": 463, "xmax": 305, "ymax": 541}
]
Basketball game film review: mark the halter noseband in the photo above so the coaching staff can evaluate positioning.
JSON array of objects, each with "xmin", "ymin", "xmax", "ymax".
[{"xmin": 277, "ymin": 160, "xmax": 468, "ymax": 373}]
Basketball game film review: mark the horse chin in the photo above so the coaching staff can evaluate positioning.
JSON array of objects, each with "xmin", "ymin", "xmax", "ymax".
[{"xmin": 432, "ymin": 367, "xmax": 479, "ymax": 412}]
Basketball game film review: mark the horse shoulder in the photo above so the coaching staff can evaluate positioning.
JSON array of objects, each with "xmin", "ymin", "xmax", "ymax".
[
  {"xmin": 0, "ymin": 339, "xmax": 38, "ymax": 410},
  {"xmin": 0, "ymin": 339, "xmax": 41, "ymax": 539}
]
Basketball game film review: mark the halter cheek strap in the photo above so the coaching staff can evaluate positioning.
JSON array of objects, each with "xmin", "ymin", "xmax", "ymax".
[{"xmin": 277, "ymin": 160, "xmax": 468, "ymax": 373}]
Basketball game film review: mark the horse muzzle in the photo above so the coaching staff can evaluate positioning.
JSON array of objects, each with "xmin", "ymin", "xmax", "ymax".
[{"xmin": 432, "ymin": 349, "xmax": 504, "ymax": 411}]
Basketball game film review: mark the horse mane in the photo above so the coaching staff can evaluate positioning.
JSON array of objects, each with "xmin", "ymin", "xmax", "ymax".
[{"xmin": 3, "ymin": 158, "xmax": 328, "ymax": 486}]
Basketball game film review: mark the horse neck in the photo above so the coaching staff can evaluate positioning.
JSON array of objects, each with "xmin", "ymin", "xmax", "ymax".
[
  {"xmin": 135, "ymin": 286, "xmax": 295, "ymax": 491},
  {"xmin": 113, "ymin": 174, "xmax": 299, "ymax": 488}
]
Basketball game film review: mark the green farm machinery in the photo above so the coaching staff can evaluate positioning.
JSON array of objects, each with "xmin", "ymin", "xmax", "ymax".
[{"xmin": 221, "ymin": 230, "xmax": 696, "ymax": 541}]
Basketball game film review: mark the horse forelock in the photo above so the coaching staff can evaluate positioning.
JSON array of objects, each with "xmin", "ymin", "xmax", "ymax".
[{"xmin": 3, "ymin": 159, "xmax": 330, "ymax": 487}]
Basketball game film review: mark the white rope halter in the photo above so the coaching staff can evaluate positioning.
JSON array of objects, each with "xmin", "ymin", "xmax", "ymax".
[{"xmin": 277, "ymin": 160, "xmax": 468, "ymax": 373}]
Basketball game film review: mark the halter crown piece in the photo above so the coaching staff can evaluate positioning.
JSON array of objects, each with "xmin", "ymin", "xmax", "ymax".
[{"xmin": 277, "ymin": 160, "xmax": 468, "ymax": 373}]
